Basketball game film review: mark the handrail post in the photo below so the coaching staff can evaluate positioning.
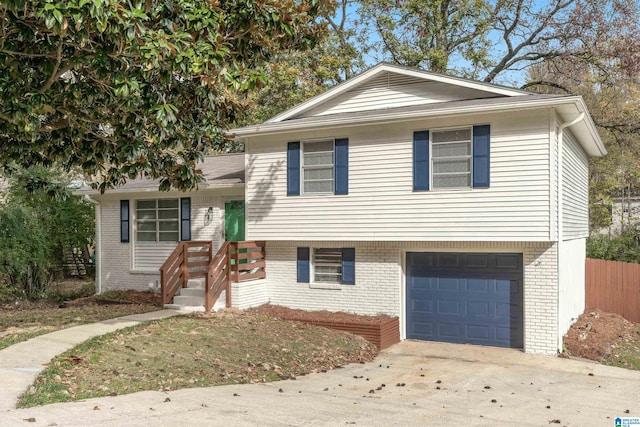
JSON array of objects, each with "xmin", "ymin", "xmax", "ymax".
[
  {"xmin": 226, "ymin": 243, "xmax": 232, "ymax": 307},
  {"xmin": 160, "ymin": 269, "xmax": 166, "ymax": 305},
  {"xmin": 205, "ymin": 267, "xmax": 211, "ymax": 313},
  {"xmin": 182, "ymin": 242, "xmax": 189, "ymax": 288}
]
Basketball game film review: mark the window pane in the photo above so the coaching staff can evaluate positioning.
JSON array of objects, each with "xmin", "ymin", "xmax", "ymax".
[
  {"xmin": 137, "ymin": 222, "xmax": 156, "ymax": 232},
  {"xmin": 137, "ymin": 231, "xmax": 157, "ymax": 242},
  {"xmin": 159, "ymin": 231, "xmax": 179, "ymax": 242},
  {"xmin": 433, "ymin": 174, "xmax": 471, "ymax": 188},
  {"xmin": 433, "ymin": 158, "xmax": 471, "ymax": 174},
  {"xmin": 158, "ymin": 209, "xmax": 179, "ymax": 219},
  {"xmin": 159, "ymin": 221, "xmax": 179, "ymax": 231},
  {"xmin": 304, "ymin": 152, "xmax": 333, "ymax": 166},
  {"xmin": 304, "ymin": 140, "xmax": 333, "ymax": 153},
  {"xmin": 304, "ymin": 167, "xmax": 333, "ymax": 180},
  {"xmin": 432, "ymin": 128, "xmax": 471, "ymax": 143},
  {"xmin": 137, "ymin": 210, "xmax": 156, "ymax": 220},
  {"xmin": 137, "ymin": 200, "xmax": 156, "ymax": 210},
  {"xmin": 158, "ymin": 199, "xmax": 178, "ymax": 209},
  {"xmin": 304, "ymin": 180, "xmax": 333, "ymax": 193},
  {"xmin": 432, "ymin": 141, "xmax": 471, "ymax": 158},
  {"xmin": 314, "ymin": 248, "xmax": 342, "ymax": 283}
]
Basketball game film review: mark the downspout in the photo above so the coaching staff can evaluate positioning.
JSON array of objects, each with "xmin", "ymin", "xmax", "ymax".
[
  {"xmin": 556, "ymin": 112, "xmax": 585, "ymax": 351},
  {"xmin": 84, "ymin": 195, "xmax": 102, "ymax": 294}
]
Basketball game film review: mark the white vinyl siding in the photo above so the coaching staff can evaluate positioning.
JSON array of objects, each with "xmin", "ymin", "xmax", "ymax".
[
  {"xmin": 298, "ymin": 72, "xmax": 503, "ymax": 119},
  {"xmin": 562, "ymin": 131, "xmax": 589, "ymax": 239},
  {"xmin": 431, "ymin": 128, "xmax": 472, "ymax": 189},
  {"xmin": 302, "ymin": 140, "xmax": 334, "ymax": 193},
  {"xmin": 246, "ymin": 109, "xmax": 552, "ymax": 242}
]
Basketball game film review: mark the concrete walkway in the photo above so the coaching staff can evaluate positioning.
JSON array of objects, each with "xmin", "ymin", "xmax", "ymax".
[
  {"xmin": 2, "ymin": 340, "xmax": 639, "ymax": 426},
  {"xmin": 0, "ymin": 309, "xmax": 184, "ymax": 412}
]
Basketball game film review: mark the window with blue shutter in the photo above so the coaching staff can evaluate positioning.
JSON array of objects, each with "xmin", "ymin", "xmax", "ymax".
[
  {"xmin": 413, "ymin": 130, "xmax": 430, "ymax": 191},
  {"xmin": 342, "ymin": 248, "xmax": 355, "ymax": 285},
  {"xmin": 120, "ymin": 200, "xmax": 129, "ymax": 243},
  {"xmin": 334, "ymin": 138, "xmax": 349, "ymax": 195},
  {"xmin": 180, "ymin": 197, "xmax": 191, "ymax": 241},
  {"xmin": 297, "ymin": 247, "xmax": 310, "ymax": 283},
  {"xmin": 287, "ymin": 141, "xmax": 301, "ymax": 196},
  {"xmin": 473, "ymin": 125, "xmax": 490, "ymax": 188}
]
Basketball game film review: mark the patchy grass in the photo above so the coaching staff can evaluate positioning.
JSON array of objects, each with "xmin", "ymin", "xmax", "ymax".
[
  {"xmin": 0, "ymin": 289, "xmax": 160, "ymax": 351},
  {"xmin": 604, "ymin": 324, "xmax": 640, "ymax": 370},
  {"xmin": 18, "ymin": 311, "xmax": 377, "ymax": 407}
]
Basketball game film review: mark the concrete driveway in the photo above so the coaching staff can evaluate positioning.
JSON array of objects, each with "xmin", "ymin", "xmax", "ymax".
[{"xmin": 4, "ymin": 341, "xmax": 639, "ymax": 426}]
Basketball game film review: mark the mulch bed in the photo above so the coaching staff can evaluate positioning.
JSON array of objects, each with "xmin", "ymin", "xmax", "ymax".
[
  {"xmin": 250, "ymin": 304, "xmax": 401, "ymax": 349},
  {"xmin": 563, "ymin": 309, "xmax": 637, "ymax": 361}
]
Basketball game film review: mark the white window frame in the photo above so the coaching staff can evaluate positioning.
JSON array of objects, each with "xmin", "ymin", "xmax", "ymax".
[
  {"xmin": 301, "ymin": 138, "xmax": 335, "ymax": 195},
  {"xmin": 135, "ymin": 198, "xmax": 180, "ymax": 243},
  {"xmin": 431, "ymin": 126, "xmax": 473, "ymax": 190},
  {"xmin": 312, "ymin": 248, "xmax": 342, "ymax": 284}
]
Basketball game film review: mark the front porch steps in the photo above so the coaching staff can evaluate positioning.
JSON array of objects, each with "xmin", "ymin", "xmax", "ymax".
[{"xmin": 164, "ymin": 277, "xmax": 226, "ymax": 312}]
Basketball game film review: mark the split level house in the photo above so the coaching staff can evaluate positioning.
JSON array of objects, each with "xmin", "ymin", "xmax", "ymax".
[{"xmin": 80, "ymin": 63, "xmax": 607, "ymax": 355}]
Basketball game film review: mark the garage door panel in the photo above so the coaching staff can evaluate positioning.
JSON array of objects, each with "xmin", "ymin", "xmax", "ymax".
[
  {"xmin": 437, "ymin": 277, "xmax": 461, "ymax": 292},
  {"xmin": 437, "ymin": 300, "xmax": 461, "ymax": 316},
  {"xmin": 438, "ymin": 322, "xmax": 461, "ymax": 339},
  {"xmin": 467, "ymin": 324, "xmax": 490, "ymax": 341},
  {"xmin": 467, "ymin": 278, "xmax": 489, "ymax": 293},
  {"xmin": 410, "ymin": 298, "xmax": 434, "ymax": 313},
  {"xmin": 411, "ymin": 322, "xmax": 434, "ymax": 337},
  {"xmin": 467, "ymin": 301, "xmax": 490, "ymax": 317},
  {"xmin": 407, "ymin": 252, "xmax": 523, "ymax": 349},
  {"xmin": 466, "ymin": 254, "xmax": 489, "ymax": 268}
]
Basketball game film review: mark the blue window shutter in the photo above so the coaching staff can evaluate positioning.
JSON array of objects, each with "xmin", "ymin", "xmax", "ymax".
[
  {"xmin": 413, "ymin": 131, "xmax": 430, "ymax": 191},
  {"xmin": 287, "ymin": 141, "xmax": 301, "ymax": 196},
  {"xmin": 180, "ymin": 197, "xmax": 191, "ymax": 241},
  {"xmin": 120, "ymin": 200, "xmax": 129, "ymax": 243},
  {"xmin": 297, "ymin": 247, "xmax": 310, "ymax": 283},
  {"xmin": 342, "ymin": 248, "xmax": 355, "ymax": 285},
  {"xmin": 473, "ymin": 125, "xmax": 490, "ymax": 188},
  {"xmin": 334, "ymin": 138, "xmax": 349, "ymax": 195}
]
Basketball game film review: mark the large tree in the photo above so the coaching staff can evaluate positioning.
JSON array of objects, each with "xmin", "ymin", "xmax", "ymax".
[
  {"xmin": 237, "ymin": 0, "xmax": 367, "ymax": 126},
  {"xmin": 358, "ymin": 0, "xmax": 640, "ymax": 84},
  {"xmin": 0, "ymin": 0, "xmax": 326, "ymax": 191}
]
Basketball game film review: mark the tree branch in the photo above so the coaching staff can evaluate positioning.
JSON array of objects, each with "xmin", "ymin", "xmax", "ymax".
[
  {"xmin": 520, "ymin": 80, "xmax": 573, "ymax": 93},
  {"xmin": 484, "ymin": 0, "xmax": 575, "ymax": 82}
]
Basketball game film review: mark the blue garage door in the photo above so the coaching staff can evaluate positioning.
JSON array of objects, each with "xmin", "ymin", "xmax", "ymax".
[{"xmin": 406, "ymin": 252, "xmax": 523, "ymax": 348}]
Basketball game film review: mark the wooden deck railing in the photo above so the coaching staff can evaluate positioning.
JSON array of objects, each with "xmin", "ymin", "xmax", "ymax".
[
  {"xmin": 205, "ymin": 241, "xmax": 231, "ymax": 312},
  {"xmin": 229, "ymin": 241, "xmax": 267, "ymax": 282},
  {"xmin": 160, "ymin": 241, "xmax": 212, "ymax": 305},
  {"xmin": 161, "ymin": 240, "xmax": 267, "ymax": 311}
]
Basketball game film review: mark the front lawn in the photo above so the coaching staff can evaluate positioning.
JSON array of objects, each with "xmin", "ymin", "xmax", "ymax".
[
  {"xmin": 0, "ymin": 289, "xmax": 161, "ymax": 350},
  {"xmin": 18, "ymin": 311, "xmax": 378, "ymax": 407}
]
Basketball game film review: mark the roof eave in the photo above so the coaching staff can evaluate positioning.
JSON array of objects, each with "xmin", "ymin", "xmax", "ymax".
[
  {"xmin": 75, "ymin": 182, "xmax": 245, "ymax": 197},
  {"xmin": 232, "ymin": 96, "xmax": 607, "ymax": 158}
]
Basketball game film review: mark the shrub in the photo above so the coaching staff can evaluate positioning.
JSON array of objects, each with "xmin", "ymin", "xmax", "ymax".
[{"xmin": 587, "ymin": 230, "xmax": 640, "ymax": 263}]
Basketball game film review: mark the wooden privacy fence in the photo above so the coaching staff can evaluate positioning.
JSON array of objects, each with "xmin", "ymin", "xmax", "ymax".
[{"xmin": 585, "ymin": 258, "xmax": 640, "ymax": 323}]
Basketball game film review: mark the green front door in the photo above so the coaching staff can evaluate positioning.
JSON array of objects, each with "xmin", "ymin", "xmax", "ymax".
[
  {"xmin": 225, "ymin": 200, "xmax": 246, "ymax": 266},
  {"xmin": 224, "ymin": 200, "xmax": 245, "ymax": 241}
]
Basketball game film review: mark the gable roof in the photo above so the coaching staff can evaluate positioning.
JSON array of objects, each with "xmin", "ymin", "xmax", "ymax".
[
  {"xmin": 76, "ymin": 153, "xmax": 244, "ymax": 195},
  {"xmin": 266, "ymin": 62, "xmax": 530, "ymax": 123},
  {"xmin": 233, "ymin": 63, "xmax": 606, "ymax": 157}
]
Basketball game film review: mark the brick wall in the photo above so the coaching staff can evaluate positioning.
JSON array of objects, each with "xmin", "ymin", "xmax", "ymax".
[
  {"xmin": 265, "ymin": 241, "xmax": 401, "ymax": 316},
  {"xmin": 523, "ymin": 243, "xmax": 558, "ymax": 355},
  {"xmin": 264, "ymin": 240, "xmax": 560, "ymax": 355}
]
